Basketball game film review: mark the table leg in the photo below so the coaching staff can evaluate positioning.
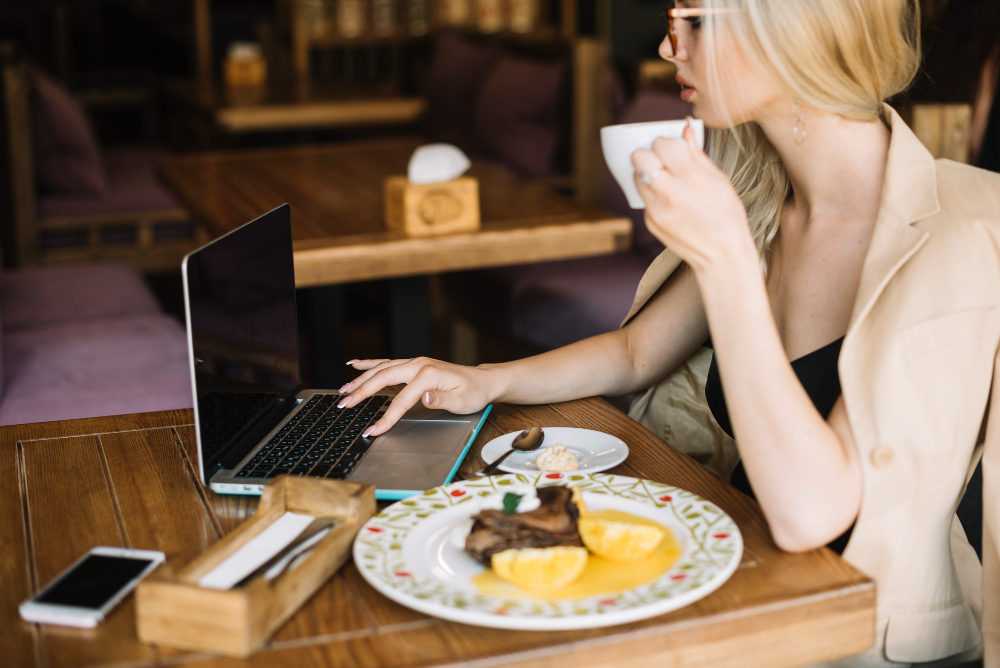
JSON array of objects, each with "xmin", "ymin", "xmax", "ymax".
[
  {"xmin": 389, "ymin": 276, "xmax": 430, "ymax": 359},
  {"xmin": 302, "ymin": 284, "xmax": 346, "ymax": 389}
]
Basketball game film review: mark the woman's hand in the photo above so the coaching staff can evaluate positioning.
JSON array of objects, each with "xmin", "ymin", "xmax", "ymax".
[
  {"xmin": 338, "ymin": 358, "xmax": 501, "ymax": 437},
  {"xmin": 631, "ymin": 120, "xmax": 755, "ymax": 272}
]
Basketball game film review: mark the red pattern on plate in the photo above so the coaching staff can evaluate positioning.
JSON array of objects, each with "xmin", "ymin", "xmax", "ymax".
[
  {"xmin": 545, "ymin": 473, "xmax": 564, "ymax": 479},
  {"xmin": 450, "ymin": 490, "xmax": 466, "ymax": 497},
  {"xmin": 367, "ymin": 526, "xmax": 384, "ymax": 533},
  {"xmin": 713, "ymin": 533, "xmax": 731, "ymax": 539},
  {"xmin": 659, "ymin": 495, "xmax": 672, "ymax": 502}
]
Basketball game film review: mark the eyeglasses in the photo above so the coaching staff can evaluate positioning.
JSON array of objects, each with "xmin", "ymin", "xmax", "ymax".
[{"xmin": 663, "ymin": 1, "xmax": 741, "ymax": 56}]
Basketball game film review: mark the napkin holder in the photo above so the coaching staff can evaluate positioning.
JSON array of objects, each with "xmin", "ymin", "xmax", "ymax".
[
  {"xmin": 135, "ymin": 476, "xmax": 375, "ymax": 658},
  {"xmin": 384, "ymin": 176, "xmax": 481, "ymax": 236}
]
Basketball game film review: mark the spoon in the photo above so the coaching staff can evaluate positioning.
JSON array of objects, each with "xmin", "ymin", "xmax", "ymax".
[{"xmin": 477, "ymin": 427, "xmax": 544, "ymax": 476}]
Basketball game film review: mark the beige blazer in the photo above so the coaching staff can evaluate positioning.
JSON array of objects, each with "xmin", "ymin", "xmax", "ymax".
[{"xmin": 621, "ymin": 107, "xmax": 1000, "ymax": 666}]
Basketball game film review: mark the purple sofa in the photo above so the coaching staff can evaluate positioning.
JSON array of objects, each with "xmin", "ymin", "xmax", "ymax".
[{"xmin": 0, "ymin": 262, "xmax": 192, "ymax": 426}]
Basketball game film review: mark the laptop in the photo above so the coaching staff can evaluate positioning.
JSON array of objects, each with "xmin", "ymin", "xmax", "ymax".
[{"xmin": 182, "ymin": 204, "xmax": 491, "ymax": 501}]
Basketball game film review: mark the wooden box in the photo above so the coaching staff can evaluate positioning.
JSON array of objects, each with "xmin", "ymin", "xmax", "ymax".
[
  {"xmin": 384, "ymin": 175, "xmax": 481, "ymax": 236},
  {"xmin": 135, "ymin": 476, "xmax": 375, "ymax": 658}
]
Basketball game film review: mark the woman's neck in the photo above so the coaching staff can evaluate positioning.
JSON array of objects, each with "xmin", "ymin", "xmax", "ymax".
[{"xmin": 755, "ymin": 103, "xmax": 891, "ymax": 226}]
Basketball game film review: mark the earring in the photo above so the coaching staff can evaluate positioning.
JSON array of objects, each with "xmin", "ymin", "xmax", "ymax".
[{"xmin": 792, "ymin": 101, "xmax": 807, "ymax": 145}]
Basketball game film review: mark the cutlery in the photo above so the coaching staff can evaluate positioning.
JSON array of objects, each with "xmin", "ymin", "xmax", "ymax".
[
  {"xmin": 262, "ymin": 526, "xmax": 332, "ymax": 583},
  {"xmin": 477, "ymin": 427, "xmax": 544, "ymax": 476},
  {"xmin": 234, "ymin": 517, "xmax": 336, "ymax": 587}
]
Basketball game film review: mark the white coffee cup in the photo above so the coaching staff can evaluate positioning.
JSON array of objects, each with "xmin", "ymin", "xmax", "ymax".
[{"xmin": 601, "ymin": 119, "xmax": 706, "ymax": 209}]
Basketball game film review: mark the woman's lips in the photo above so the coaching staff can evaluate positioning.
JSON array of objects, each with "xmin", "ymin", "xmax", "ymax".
[{"xmin": 676, "ymin": 74, "xmax": 695, "ymax": 102}]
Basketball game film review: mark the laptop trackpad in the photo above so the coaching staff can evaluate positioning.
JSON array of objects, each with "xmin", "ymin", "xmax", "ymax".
[
  {"xmin": 352, "ymin": 419, "xmax": 474, "ymax": 491},
  {"xmin": 370, "ymin": 419, "xmax": 471, "ymax": 454}
]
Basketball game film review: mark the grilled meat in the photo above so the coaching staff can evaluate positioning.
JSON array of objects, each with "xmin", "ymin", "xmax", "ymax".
[{"xmin": 465, "ymin": 486, "xmax": 583, "ymax": 566}]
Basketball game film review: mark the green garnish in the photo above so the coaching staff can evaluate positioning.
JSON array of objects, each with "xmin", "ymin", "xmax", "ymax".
[{"xmin": 502, "ymin": 492, "xmax": 523, "ymax": 515}]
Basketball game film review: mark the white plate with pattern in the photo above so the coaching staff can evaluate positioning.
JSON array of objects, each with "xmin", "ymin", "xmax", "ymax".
[
  {"xmin": 479, "ymin": 427, "xmax": 628, "ymax": 474},
  {"xmin": 353, "ymin": 473, "xmax": 742, "ymax": 630}
]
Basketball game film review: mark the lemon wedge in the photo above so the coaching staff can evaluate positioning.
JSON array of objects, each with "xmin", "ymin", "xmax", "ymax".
[
  {"xmin": 491, "ymin": 546, "xmax": 589, "ymax": 589},
  {"xmin": 578, "ymin": 517, "xmax": 665, "ymax": 561}
]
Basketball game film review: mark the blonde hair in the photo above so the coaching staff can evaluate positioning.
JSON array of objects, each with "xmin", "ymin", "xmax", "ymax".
[{"xmin": 700, "ymin": 0, "xmax": 921, "ymax": 266}]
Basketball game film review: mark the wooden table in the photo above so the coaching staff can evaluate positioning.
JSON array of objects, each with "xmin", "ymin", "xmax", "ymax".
[
  {"xmin": 158, "ymin": 137, "xmax": 632, "ymax": 380},
  {"xmin": 1, "ymin": 401, "xmax": 876, "ymax": 668},
  {"xmin": 157, "ymin": 137, "xmax": 632, "ymax": 288},
  {"xmin": 165, "ymin": 79, "xmax": 427, "ymax": 134}
]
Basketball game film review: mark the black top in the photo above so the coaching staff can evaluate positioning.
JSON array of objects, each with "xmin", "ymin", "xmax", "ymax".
[{"xmin": 704, "ymin": 337, "xmax": 853, "ymax": 554}]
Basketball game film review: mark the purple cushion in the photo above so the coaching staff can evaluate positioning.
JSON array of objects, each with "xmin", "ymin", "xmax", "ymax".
[
  {"xmin": 604, "ymin": 90, "xmax": 690, "ymax": 261},
  {"xmin": 27, "ymin": 65, "xmax": 107, "ymax": 195},
  {"xmin": 473, "ymin": 53, "xmax": 568, "ymax": 177},
  {"xmin": 2, "ymin": 263, "xmax": 161, "ymax": 331},
  {"xmin": 505, "ymin": 254, "xmax": 653, "ymax": 349},
  {"xmin": 0, "ymin": 314, "xmax": 193, "ymax": 426},
  {"xmin": 38, "ymin": 147, "xmax": 180, "ymax": 218},
  {"xmin": 445, "ymin": 253, "xmax": 652, "ymax": 351},
  {"xmin": 425, "ymin": 34, "xmax": 501, "ymax": 155}
]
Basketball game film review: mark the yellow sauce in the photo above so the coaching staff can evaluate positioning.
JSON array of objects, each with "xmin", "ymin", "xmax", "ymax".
[{"xmin": 472, "ymin": 509, "xmax": 681, "ymax": 600}]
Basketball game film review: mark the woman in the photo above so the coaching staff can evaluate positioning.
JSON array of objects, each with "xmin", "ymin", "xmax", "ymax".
[{"xmin": 340, "ymin": 1, "xmax": 1000, "ymax": 664}]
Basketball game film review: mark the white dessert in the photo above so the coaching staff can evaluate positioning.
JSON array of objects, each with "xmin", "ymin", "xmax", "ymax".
[{"xmin": 535, "ymin": 443, "xmax": 579, "ymax": 472}]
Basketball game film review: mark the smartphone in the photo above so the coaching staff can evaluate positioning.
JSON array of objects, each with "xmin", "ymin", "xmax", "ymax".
[{"xmin": 19, "ymin": 547, "xmax": 165, "ymax": 628}]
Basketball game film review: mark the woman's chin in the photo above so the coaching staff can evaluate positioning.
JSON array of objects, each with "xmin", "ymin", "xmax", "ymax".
[{"xmin": 694, "ymin": 108, "xmax": 739, "ymax": 131}]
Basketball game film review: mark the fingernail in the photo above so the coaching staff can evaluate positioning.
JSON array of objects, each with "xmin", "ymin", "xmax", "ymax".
[
  {"xmin": 424, "ymin": 391, "xmax": 435, "ymax": 406},
  {"xmin": 346, "ymin": 360, "xmax": 358, "ymax": 366},
  {"xmin": 339, "ymin": 383, "xmax": 352, "ymax": 392},
  {"xmin": 362, "ymin": 426, "xmax": 375, "ymax": 438},
  {"xmin": 338, "ymin": 398, "xmax": 349, "ymax": 408}
]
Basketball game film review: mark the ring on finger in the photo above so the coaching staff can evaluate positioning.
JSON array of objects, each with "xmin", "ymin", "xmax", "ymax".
[{"xmin": 639, "ymin": 169, "xmax": 664, "ymax": 185}]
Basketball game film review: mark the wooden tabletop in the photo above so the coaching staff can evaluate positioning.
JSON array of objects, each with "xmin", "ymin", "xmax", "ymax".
[
  {"xmin": 1, "ymin": 401, "xmax": 875, "ymax": 668},
  {"xmin": 158, "ymin": 138, "xmax": 633, "ymax": 287},
  {"xmin": 165, "ymin": 79, "xmax": 427, "ymax": 133}
]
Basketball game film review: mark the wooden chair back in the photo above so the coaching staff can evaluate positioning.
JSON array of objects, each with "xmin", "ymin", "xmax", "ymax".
[
  {"xmin": 2, "ymin": 61, "xmax": 40, "ymax": 266},
  {"xmin": 572, "ymin": 38, "xmax": 612, "ymax": 205},
  {"xmin": 905, "ymin": 103, "xmax": 973, "ymax": 163},
  {"xmin": 0, "ymin": 58, "xmax": 202, "ymax": 270}
]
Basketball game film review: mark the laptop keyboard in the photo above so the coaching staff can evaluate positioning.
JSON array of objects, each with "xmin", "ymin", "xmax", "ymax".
[
  {"xmin": 234, "ymin": 394, "xmax": 389, "ymax": 481},
  {"xmin": 199, "ymin": 392, "xmax": 275, "ymax": 461}
]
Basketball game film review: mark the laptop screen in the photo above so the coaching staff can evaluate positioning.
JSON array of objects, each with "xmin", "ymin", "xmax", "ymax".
[{"xmin": 183, "ymin": 204, "xmax": 301, "ymax": 479}]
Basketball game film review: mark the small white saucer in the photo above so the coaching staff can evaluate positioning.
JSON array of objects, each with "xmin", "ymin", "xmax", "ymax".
[{"xmin": 479, "ymin": 427, "xmax": 629, "ymax": 474}]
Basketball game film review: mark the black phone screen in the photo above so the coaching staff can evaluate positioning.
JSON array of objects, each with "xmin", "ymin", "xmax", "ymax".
[{"xmin": 35, "ymin": 554, "xmax": 154, "ymax": 609}]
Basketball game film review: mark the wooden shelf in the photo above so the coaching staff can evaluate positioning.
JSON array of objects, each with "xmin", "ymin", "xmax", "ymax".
[
  {"xmin": 193, "ymin": 0, "xmax": 582, "ymax": 83},
  {"xmin": 306, "ymin": 24, "xmax": 562, "ymax": 49},
  {"xmin": 165, "ymin": 78, "xmax": 427, "ymax": 133},
  {"xmin": 309, "ymin": 30, "xmax": 428, "ymax": 48},
  {"xmin": 287, "ymin": 0, "xmax": 577, "ymax": 77}
]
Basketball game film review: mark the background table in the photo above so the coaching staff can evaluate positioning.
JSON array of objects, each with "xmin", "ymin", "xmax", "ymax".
[
  {"xmin": 158, "ymin": 137, "xmax": 631, "ymax": 287},
  {"xmin": 158, "ymin": 138, "xmax": 632, "ymax": 382},
  {"xmin": 0, "ymin": 401, "xmax": 875, "ymax": 668}
]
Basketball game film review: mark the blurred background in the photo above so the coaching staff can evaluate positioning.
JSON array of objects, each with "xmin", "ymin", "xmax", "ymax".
[{"xmin": 0, "ymin": 0, "xmax": 995, "ymax": 427}]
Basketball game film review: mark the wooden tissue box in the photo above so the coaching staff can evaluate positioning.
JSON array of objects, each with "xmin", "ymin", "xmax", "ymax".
[
  {"xmin": 135, "ymin": 476, "xmax": 375, "ymax": 658},
  {"xmin": 384, "ymin": 175, "xmax": 480, "ymax": 236}
]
